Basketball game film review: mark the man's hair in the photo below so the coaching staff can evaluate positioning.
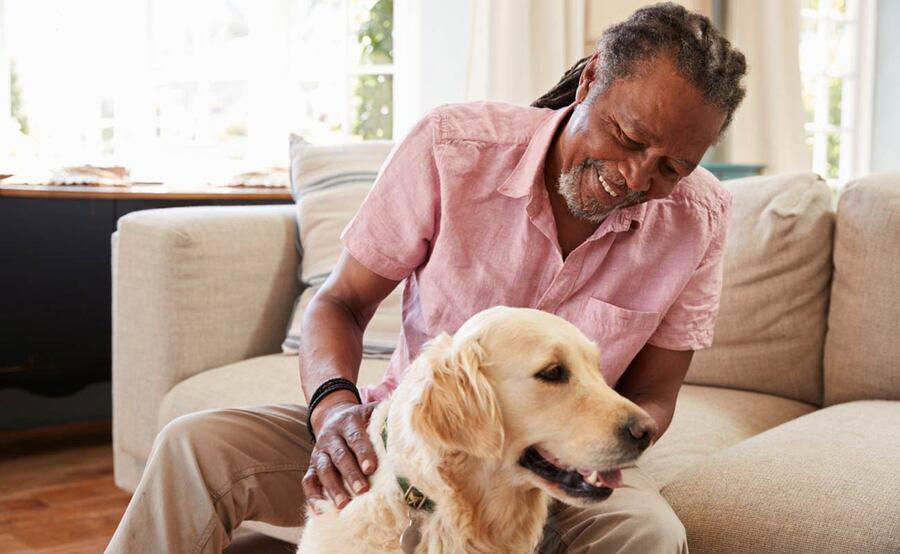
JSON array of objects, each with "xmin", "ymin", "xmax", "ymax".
[{"xmin": 532, "ymin": 2, "xmax": 747, "ymax": 132}]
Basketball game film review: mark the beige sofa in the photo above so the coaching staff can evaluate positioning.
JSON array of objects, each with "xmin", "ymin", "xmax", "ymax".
[{"xmin": 111, "ymin": 172, "xmax": 900, "ymax": 552}]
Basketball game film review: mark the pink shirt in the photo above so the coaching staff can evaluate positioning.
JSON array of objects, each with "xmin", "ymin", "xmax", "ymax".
[{"xmin": 341, "ymin": 101, "xmax": 732, "ymax": 403}]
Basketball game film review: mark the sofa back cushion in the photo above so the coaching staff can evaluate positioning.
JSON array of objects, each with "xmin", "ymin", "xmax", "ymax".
[
  {"xmin": 289, "ymin": 135, "xmax": 395, "ymax": 200},
  {"xmin": 282, "ymin": 135, "xmax": 400, "ymax": 356},
  {"xmin": 824, "ymin": 173, "xmax": 900, "ymax": 405},
  {"xmin": 685, "ymin": 172, "xmax": 833, "ymax": 406}
]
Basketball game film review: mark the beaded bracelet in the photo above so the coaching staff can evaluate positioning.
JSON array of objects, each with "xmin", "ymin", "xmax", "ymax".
[{"xmin": 306, "ymin": 377, "xmax": 362, "ymax": 443}]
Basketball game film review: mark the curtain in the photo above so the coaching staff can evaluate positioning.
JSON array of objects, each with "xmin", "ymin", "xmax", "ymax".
[
  {"xmin": 718, "ymin": 0, "xmax": 811, "ymax": 174},
  {"xmin": 465, "ymin": 0, "xmax": 585, "ymax": 105}
]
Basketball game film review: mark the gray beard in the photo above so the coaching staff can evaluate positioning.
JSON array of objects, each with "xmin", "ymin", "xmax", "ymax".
[{"xmin": 556, "ymin": 159, "xmax": 644, "ymax": 223}]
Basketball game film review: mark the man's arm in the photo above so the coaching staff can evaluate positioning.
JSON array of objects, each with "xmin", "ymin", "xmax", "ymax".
[
  {"xmin": 614, "ymin": 343, "xmax": 693, "ymax": 445},
  {"xmin": 299, "ymin": 250, "xmax": 400, "ymax": 428},
  {"xmin": 299, "ymin": 250, "xmax": 401, "ymax": 510}
]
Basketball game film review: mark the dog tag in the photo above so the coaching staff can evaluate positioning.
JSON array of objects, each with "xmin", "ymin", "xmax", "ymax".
[{"xmin": 400, "ymin": 511, "xmax": 421, "ymax": 554}]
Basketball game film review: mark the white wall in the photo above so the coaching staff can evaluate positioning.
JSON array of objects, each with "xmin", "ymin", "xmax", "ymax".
[
  {"xmin": 871, "ymin": 0, "xmax": 900, "ymax": 173},
  {"xmin": 394, "ymin": 0, "xmax": 471, "ymax": 137}
]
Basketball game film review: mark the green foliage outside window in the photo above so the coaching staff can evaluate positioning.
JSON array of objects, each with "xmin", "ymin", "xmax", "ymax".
[
  {"xmin": 10, "ymin": 60, "xmax": 28, "ymax": 134},
  {"xmin": 352, "ymin": 74, "xmax": 392, "ymax": 139},
  {"xmin": 826, "ymin": 133, "xmax": 840, "ymax": 179},
  {"xmin": 352, "ymin": 0, "xmax": 392, "ymax": 140},
  {"xmin": 357, "ymin": 0, "xmax": 392, "ymax": 65}
]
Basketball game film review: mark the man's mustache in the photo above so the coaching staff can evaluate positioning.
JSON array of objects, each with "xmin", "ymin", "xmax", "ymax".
[{"xmin": 585, "ymin": 159, "xmax": 646, "ymax": 203}]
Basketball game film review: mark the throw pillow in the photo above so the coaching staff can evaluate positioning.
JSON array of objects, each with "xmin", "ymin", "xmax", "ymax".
[{"xmin": 282, "ymin": 135, "xmax": 399, "ymax": 357}]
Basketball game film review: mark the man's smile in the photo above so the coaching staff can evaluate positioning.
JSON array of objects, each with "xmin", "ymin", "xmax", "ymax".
[{"xmin": 556, "ymin": 158, "xmax": 646, "ymax": 223}]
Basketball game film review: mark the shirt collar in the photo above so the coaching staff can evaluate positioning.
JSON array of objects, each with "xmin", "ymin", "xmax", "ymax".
[
  {"xmin": 497, "ymin": 103, "xmax": 647, "ymax": 232},
  {"xmin": 497, "ymin": 105, "xmax": 573, "ymax": 199}
]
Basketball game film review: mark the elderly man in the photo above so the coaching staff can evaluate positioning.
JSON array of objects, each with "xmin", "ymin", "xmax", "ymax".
[{"xmin": 108, "ymin": 3, "xmax": 746, "ymax": 553}]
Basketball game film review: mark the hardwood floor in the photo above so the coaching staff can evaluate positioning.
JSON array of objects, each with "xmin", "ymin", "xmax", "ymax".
[{"xmin": 0, "ymin": 420, "xmax": 294, "ymax": 553}]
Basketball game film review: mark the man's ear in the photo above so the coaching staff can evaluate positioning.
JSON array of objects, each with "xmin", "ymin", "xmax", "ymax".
[
  {"xmin": 574, "ymin": 51, "xmax": 600, "ymax": 105},
  {"xmin": 411, "ymin": 333, "xmax": 504, "ymax": 459}
]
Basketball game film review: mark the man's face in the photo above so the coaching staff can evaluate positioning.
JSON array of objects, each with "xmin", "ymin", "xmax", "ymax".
[{"xmin": 552, "ymin": 54, "xmax": 726, "ymax": 223}]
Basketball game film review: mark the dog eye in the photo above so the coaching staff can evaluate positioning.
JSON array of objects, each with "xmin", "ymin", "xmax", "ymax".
[{"xmin": 535, "ymin": 364, "xmax": 569, "ymax": 383}]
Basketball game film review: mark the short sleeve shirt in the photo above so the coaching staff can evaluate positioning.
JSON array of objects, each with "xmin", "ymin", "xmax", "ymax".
[{"xmin": 340, "ymin": 101, "xmax": 733, "ymax": 403}]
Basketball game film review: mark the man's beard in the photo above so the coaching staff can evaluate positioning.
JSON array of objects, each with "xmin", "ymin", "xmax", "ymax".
[{"xmin": 557, "ymin": 159, "xmax": 645, "ymax": 223}]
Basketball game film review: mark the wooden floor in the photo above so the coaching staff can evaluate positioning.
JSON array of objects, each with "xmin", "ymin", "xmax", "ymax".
[{"xmin": 0, "ymin": 421, "xmax": 293, "ymax": 553}]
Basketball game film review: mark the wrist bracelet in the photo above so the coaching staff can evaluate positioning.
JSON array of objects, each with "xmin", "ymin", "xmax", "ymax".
[{"xmin": 306, "ymin": 378, "xmax": 361, "ymax": 443}]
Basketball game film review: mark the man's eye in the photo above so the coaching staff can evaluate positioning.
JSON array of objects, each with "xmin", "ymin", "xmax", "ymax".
[
  {"xmin": 616, "ymin": 125, "xmax": 642, "ymax": 149},
  {"xmin": 535, "ymin": 364, "xmax": 569, "ymax": 383}
]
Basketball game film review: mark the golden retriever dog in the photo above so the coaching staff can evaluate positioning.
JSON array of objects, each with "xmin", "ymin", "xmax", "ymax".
[{"xmin": 298, "ymin": 306, "xmax": 656, "ymax": 553}]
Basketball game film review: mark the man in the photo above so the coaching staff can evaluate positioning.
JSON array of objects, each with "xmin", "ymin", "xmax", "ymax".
[{"xmin": 108, "ymin": 3, "xmax": 746, "ymax": 553}]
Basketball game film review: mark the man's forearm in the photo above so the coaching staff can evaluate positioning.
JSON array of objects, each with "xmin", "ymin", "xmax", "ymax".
[
  {"xmin": 299, "ymin": 292, "xmax": 372, "ymax": 434},
  {"xmin": 299, "ymin": 293, "xmax": 366, "ymax": 399}
]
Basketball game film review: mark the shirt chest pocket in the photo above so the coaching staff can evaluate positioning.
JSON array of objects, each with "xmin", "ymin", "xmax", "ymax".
[
  {"xmin": 584, "ymin": 297, "xmax": 661, "ymax": 381},
  {"xmin": 588, "ymin": 297, "xmax": 661, "ymax": 331}
]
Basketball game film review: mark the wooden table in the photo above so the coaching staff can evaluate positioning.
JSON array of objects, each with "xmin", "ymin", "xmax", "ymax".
[
  {"xmin": 0, "ymin": 182, "xmax": 293, "ymax": 201},
  {"xmin": 0, "ymin": 183, "xmax": 293, "ymax": 428}
]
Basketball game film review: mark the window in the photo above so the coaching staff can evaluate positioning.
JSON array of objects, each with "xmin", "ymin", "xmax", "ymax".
[
  {"xmin": 0, "ymin": 0, "xmax": 394, "ymax": 181},
  {"xmin": 799, "ymin": 0, "xmax": 876, "ymax": 184}
]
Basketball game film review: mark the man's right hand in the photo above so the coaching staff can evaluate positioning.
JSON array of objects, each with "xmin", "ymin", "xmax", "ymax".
[{"xmin": 302, "ymin": 392, "xmax": 379, "ymax": 514}]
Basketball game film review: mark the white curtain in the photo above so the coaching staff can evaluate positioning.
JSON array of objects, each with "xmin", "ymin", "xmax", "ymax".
[
  {"xmin": 465, "ymin": 0, "xmax": 585, "ymax": 106},
  {"xmin": 718, "ymin": 0, "xmax": 810, "ymax": 174}
]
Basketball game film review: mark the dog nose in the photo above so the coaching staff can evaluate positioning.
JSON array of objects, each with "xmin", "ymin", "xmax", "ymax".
[{"xmin": 619, "ymin": 414, "xmax": 658, "ymax": 452}]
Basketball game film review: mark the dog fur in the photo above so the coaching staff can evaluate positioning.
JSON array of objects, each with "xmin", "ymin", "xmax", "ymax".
[{"xmin": 298, "ymin": 306, "xmax": 653, "ymax": 553}]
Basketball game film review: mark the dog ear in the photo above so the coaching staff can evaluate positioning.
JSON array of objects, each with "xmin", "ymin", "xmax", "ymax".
[{"xmin": 411, "ymin": 333, "xmax": 505, "ymax": 459}]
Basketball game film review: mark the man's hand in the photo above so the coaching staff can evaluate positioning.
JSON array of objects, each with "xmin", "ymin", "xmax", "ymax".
[{"xmin": 302, "ymin": 397, "xmax": 379, "ymax": 514}]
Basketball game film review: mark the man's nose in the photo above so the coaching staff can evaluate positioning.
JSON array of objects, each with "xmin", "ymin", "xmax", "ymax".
[{"xmin": 619, "ymin": 155, "xmax": 654, "ymax": 193}]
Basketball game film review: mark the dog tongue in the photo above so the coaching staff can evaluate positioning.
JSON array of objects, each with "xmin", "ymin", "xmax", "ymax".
[
  {"xmin": 598, "ymin": 469, "xmax": 623, "ymax": 489},
  {"xmin": 575, "ymin": 467, "xmax": 624, "ymax": 489}
]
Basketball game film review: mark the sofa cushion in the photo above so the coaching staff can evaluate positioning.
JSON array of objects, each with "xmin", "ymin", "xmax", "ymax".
[
  {"xmin": 686, "ymin": 172, "xmax": 833, "ymax": 406},
  {"xmin": 661, "ymin": 400, "xmax": 900, "ymax": 553},
  {"xmin": 282, "ymin": 179, "xmax": 402, "ymax": 357},
  {"xmin": 639, "ymin": 384, "xmax": 816, "ymax": 488},
  {"xmin": 157, "ymin": 354, "xmax": 389, "ymax": 428},
  {"xmin": 824, "ymin": 173, "xmax": 900, "ymax": 405},
  {"xmin": 282, "ymin": 135, "xmax": 402, "ymax": 356}
]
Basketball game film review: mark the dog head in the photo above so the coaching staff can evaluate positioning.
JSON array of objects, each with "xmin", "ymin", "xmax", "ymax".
[{"xmin": 409, "ymin": 306, "xmax": 656, "ymax": 506}]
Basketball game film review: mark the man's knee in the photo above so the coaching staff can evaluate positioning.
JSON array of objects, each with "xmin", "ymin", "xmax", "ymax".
[
  {"xmin": 562, "ymin": 500, "xmax": 688, "ymax": 553},
  {"xmin": 618, "ymin": 503, "xmax": 688, "ymax": 552},
  {"xmin": 153, "ymin": 410, "xmax": 235, "ymax": 462},
  {"xmin": 643, "ymin": 505, "xmax": 688, "ymax": 550}
]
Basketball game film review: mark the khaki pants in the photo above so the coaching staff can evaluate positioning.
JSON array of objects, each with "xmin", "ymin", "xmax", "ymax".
[{"xmin": 107, "ymin": 405, "xmax": 688, "ymax": 553}]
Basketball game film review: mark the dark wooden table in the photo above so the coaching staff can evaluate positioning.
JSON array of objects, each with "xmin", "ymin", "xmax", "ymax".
[{"xmin": 0, "ymin": 183, "xmax": 293, "ymax": 427}]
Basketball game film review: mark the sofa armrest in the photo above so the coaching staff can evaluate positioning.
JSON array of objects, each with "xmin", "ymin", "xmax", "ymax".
[{"xmin": 112, "ymin": 204, "xmax": 299, "ymax": 462}]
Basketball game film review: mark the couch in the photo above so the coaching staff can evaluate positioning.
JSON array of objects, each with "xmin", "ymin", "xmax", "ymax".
[{"xmin": 111, "ymin": 171, "xmax": 900, "ymax": 552}]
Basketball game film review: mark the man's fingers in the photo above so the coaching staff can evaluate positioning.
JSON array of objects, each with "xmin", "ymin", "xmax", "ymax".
[
  {"xmin": 301, "ymin": 467, "xmax": 325, "ymax": 515},
  {"xmin": 325, "ymin": 436, "xmax": 369, "ymax": 495},
  {"xmin": 312, "ymin": 450, "xmax": 352, "ymax": 508},
  {"xmin": 342, "ymin": 419, "xmax": 378, "ymax": 476}
]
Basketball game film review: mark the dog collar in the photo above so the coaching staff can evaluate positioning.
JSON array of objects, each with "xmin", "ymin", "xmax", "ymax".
[{"xmin": 381, "ymin": 423, "xmax": 436, "ymax": 512}]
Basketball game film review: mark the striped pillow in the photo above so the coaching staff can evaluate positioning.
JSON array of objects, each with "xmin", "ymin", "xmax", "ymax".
[{"xmin": 282, "ymin": 135, "xmax": 401, "ymax": 357}]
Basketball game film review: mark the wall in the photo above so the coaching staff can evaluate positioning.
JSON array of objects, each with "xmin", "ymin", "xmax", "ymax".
[
  {"xmin": 870, "ymin": 0, "xmax": 900, "ymax": 173},
  {"xmin": 393, "ymin": 0, "xmax": 471, "ymax": 137}
]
